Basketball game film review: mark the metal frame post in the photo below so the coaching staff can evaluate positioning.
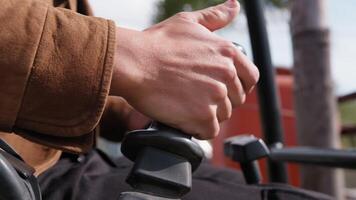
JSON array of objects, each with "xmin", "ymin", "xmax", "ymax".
[{"xmin": 243, "ymin": 0, "xmax": 288, "ymax": 183}]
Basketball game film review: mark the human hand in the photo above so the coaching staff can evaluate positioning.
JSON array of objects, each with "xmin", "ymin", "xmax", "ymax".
[
  {"xmin": 100, "ymin": 96, "xmax": 150, "ymax": 142},
  {"xmin": 110, "ymin": 0, "xmax": 259, "ymax": 139}
]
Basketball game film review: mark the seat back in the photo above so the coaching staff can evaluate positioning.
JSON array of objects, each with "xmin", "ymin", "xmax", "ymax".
[{"xmin": 0, "ymin": 139, "xmax": 41, "ymax": 200}]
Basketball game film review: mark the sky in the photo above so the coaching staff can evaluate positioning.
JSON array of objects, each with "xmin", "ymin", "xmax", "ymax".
[{"xmin": 89, "ymin": 0, "xmax": 356, "ymax": 96}]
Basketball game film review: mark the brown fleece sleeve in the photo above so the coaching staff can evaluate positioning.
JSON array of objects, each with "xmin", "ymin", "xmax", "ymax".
[{"xmin": 0, "ymin": 0, "xmax": 116, "ymax": 152}]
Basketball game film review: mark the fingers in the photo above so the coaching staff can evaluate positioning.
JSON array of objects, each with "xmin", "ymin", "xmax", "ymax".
[
  {"xmin": 216, "ymin": 59, "xmax": 246, "ymax": 108},
  {"xmin": 195, "ymin": 112, "xmax": 220, "ymax": 140},
  {"xmin": 192, "ymin": 43, "xmax": 258, "ymax": 140},
  {"xmin": 228, "ymin": 73, "xmax": 247, "ymax": 107},
  {"xmin": 218, "ymin": 41, "xmax": 259, "ymax": 100},
  {"xmin": 217, "ymin": 96, "xmax": 232, "ymax": 122},
  {"xmin": 187, "ymin": 0, "xmax": 240, "ymax": 31},
  {"xmin": 202, "ymin": 48, "xmax": 258, "ymax": 139},
  {"xmin": 233, "ymin": 50, "xmax": 260, "ymax": 93}
]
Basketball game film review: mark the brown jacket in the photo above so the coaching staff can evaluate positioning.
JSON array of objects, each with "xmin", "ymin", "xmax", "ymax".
[{"xmin": 0, "ymin": 0, "xmax": 126, "ymax": 174}]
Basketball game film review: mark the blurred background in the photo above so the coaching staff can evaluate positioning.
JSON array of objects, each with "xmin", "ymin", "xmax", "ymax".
[{"xmin": 89, "ymin": 0, "xmax": 356, "ymax": 199}]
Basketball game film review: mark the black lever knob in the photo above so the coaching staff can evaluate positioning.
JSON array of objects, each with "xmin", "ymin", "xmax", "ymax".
[
  {"xmin": 224, "ymin": 135, "xmax": 269, "ymax": 184},
  {"xmin": 121, "ymin": 122, "xmax": 204, "ymax": 199}
]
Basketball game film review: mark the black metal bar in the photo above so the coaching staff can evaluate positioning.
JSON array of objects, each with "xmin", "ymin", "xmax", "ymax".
[
  {"xmin": 270, "ymin": 147, "xmax": 356, "ymax": 169},
  {"xmin": 243, "ymin": 0, "xmax": 288, "ymax": 183},
  {"xmin": 240, "ymin": 161, "xmax": 262, "ymax": 184}
]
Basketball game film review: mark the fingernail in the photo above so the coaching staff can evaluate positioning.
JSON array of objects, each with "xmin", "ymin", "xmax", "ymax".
[{"xmin": 225, "ymin": 0, "xmax": 237, "ymax": 8}]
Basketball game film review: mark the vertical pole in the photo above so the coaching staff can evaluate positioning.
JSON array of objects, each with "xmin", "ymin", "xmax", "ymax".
[
  {"xmin": 243, "ymin": 0, "xmax": 288, "ymax": 183},
  {"xmin": 290, "ymin": 0, "xmax": 344, "ymax": 198}
]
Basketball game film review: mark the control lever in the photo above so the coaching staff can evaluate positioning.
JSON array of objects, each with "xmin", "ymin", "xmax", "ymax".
[
  {"xmin": 224, "ymin": 135, "xmax": 269, "ymax": 184},
  {"xmin": 119, "ymin": 122, "xmax": 204, "ymax": 200}
]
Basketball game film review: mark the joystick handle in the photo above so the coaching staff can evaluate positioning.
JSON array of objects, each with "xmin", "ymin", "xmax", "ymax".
[{"xmin": 120, "ymin": 122, "xmax": 204, "ymax": 199}]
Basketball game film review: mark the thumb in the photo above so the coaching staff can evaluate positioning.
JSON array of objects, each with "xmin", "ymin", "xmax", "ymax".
[{"xmin": 191, "ymin": 0, "xmax": 240, "ymax": 31}]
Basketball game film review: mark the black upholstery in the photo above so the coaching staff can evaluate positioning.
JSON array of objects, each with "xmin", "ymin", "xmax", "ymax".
[{"xmin": 0, "ymin": 139, "xmax": 41, "ymax": 200}]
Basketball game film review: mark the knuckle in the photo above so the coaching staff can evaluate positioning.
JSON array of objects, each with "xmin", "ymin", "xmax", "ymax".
[
  {"xmin": 208, "ymin": 8, "xmax": 225, "ymax": 20},
  {"xmin": 220, "ymin": 42, "xmax": 236, "ymax": 58},
  {"xmin": 220, "ymin": 65, "xmax": 236, "ymax": 82},
  {"xmin": 210, "ymin": 82, "xmax": 228, "ymax": 101},
  {"xmin": 176, "ymin": 12, "xmax": 191, "ymax": 20},
  {"xmin": 201, "ymin": 8, "xmax": 224, "ymax": 23}
]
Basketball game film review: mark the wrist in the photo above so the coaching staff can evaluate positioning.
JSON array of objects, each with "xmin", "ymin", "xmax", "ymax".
[{"xmin": 110, "ymin": 27, "xmax": 146, "ymax": 101}]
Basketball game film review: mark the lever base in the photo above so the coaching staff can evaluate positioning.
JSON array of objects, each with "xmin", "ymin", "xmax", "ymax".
[
  {"xmin": 127, "ymin": 147, "xmax": 191, "ymax": 199},
  {"xmin": 240, "ymin": 161, "xmax": 261, "ymax": 184}
]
